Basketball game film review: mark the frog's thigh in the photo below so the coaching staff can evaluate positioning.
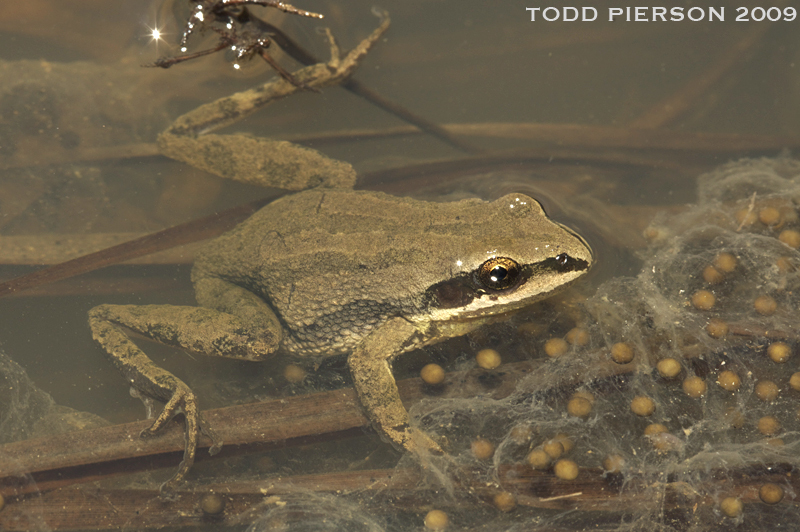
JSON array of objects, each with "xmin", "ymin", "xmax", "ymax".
[
  {"xmin": 349, "ymin": 318, "xmax": 441, "ymax": 454},
  {"xmin": 90, "ymin": 298, "xmax": 280, "ymax": 365},
  {"xmin": 193, "ymin": 275, "xmax": 283, "ymax": 350}
]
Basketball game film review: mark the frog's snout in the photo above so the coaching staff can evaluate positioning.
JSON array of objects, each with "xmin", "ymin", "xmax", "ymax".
[{"xmin": 557, "ymin": 222, "xmax": 595, "ymax": 266}]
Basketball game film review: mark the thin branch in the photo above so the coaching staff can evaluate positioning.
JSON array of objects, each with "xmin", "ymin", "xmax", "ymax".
[{"xmin": 0, "ymin": 198, "xmax": 269, "ymax": 298}]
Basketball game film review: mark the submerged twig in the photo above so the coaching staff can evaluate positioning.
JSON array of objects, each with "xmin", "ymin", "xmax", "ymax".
[
  {"xmin": 2, "ymin": 123, "xmax": 795, "ymax": 172},
  {"xmin": 1, "ymin": 464, "xmax": 796, "ymax": 531},
  {"xmin": 0, "ymin": 362, "xmax": 529, "ymax": 494},
  {"xmin": 212, "ymin": 6, "xmax": 481, "ymax": 154},
  {"xmin": 288, "ymin": 122, "xmax": 800, "ymax": 152},
  {"xmin": 0, "ymin": 356, "xmax": 639, "ymax": 496},
  {"xmin": 0, "ymin": 198, "xmax": 268, "ymax": 298}
]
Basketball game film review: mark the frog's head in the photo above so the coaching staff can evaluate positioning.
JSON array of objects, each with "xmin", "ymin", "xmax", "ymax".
[{"xmin": 423, "ymin": 193, "xmax": 593, "ymax": 325}]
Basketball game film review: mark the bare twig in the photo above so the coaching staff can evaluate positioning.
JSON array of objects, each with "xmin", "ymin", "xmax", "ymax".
[
  {"xmin": 0, "ymin": 199, "xmax": 268, "ymax": 298},
  {"xmin": 0, "ymin": 357, "xmax": 637, "ymax": 496},
  {"xmin": 246, "ymin": 11, "xmax": 481, "ymax": 154},
  {"xmin": 1, "ymin": 124, "xmax": 795, "ymax": 172}
]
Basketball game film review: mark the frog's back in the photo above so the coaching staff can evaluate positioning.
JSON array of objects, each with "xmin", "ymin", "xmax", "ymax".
[
  {"xmin": 193, "ymin": 189, "xmax": 591, "ymax": 357},
  {"xmin": 193, "ymin": 189, "xmax": 477, "ymax": 355}
]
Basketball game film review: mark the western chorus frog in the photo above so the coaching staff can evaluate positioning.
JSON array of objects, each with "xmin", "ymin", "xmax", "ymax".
[{"xmin": 87, "ymin": 17, "xmax": 593, "ymax": 490}]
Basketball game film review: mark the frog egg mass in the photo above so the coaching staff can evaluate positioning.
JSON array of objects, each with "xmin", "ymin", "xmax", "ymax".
[{"xmin": 403, "ymin": 159, "xmax": 800, "ymax": 529}]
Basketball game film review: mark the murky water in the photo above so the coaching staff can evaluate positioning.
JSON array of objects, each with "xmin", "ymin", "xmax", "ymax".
[{"xmin": 0, "ymin": 1, "xmax": 799, "ymax": 530}]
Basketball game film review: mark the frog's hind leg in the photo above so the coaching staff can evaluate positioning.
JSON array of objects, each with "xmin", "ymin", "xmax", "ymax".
[{"xmin": 88, "ymin": 279, "xmax": 282, "ymax": 491}]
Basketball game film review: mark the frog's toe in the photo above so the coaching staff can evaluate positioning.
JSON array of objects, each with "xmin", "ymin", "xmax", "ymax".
[
  {"xmin": 139, "ymin": 383, "xmax": 196, "ymax": 437},
  {"xmin": 138, "ymin": 384, "xmax": 222, "ymax": 489}
]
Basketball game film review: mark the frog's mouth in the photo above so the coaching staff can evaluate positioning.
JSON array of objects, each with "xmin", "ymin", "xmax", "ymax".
[{"xmin": 424, "ymin": 253, "xmax": 592, "ymax": 322}]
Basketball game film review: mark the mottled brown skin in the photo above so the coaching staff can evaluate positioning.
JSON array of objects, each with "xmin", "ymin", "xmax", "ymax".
[
  {"xmin": 88, "ymin": 14, "xmax": 593, "ymax": 491},
  {"xmin": 89, "ymin": 189, "xmax": 592, "ymax": 489}
]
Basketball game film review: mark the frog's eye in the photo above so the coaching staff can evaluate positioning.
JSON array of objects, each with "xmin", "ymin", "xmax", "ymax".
[{"xmin": 478, "ymin": 257, "xmax": 521, "ymax": 291}]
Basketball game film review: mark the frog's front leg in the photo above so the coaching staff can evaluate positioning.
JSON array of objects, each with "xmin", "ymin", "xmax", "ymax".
[
  {"xmin": 88, "ymin": 277, "xmax": 282, "ymax": 491},
  {"xmin": 349, "ymin": 317, "xmax": 443, "ymax": 455}
]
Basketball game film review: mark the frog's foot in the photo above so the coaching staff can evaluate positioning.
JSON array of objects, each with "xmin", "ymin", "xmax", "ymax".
[{"xmin": 139, "ymin": 383, "xmax": 223, "ymax": 493}]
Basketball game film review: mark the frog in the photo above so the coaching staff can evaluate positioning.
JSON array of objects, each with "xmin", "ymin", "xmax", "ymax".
[{"xmin": 87, "ymin": 13, "xmax": 593, "ymax": 491}]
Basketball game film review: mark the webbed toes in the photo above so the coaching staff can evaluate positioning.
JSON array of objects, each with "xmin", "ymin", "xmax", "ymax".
[{"xmin": 136, "ymin": 384, "xmax": 222, "ymax": 489}]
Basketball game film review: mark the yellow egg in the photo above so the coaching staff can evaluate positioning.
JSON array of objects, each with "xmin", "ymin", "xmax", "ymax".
[
  {"xmin": 420, "ymin": 363, "xmax": 445, "ymax": 385},
  {"xmin": 644, "ymin": 424, "xmax": 678, "ymax": 451},
  {"xmin": 631, "ymin": 396, "xmax": 655, "ymax": 416},
  {"xmin": 757, "ymin": 416, "xmax": 781, "ymax": 436},
  {"xmin": 572, "ymin": 390, "xmax": 595, "ymax": 404},
  {"xmin": 702, "ymin": 265, "xmax": 724, "ymax": 284},
  {"xmin": 527, "ymin": 449, "xmax": 551, "ymax": 469},
  {"xmin": 492, "ymin": 491, "xmax": 516, "ymax": 512},
  {"xmin": 200, "ymin": 493, "xmax": 225, "ymax": 515},
  {"xmin": 508, "ymin": 424, "xmax": 533, "ymax": 444},
  {"xmin": 759, "ymin": 206, "xmax": 782, "ymax": 226},
  {"xmin": 779, "ymin": 229, "xmax": 800, "ymax": 249},
  {"xmin": 776, "ymin": 256, "xmax": 795, "ymax": 273},
  {"xmin": 754, "ymin": 295, "xmax": 778, "ymax": 316},
  {"xmin": 552, "ymin": 433, "xmax": 574, "ymax": 454},
  {"xmin": 567, "ymin": 397, "xmax": 592, "ymax": 418},
  {"xmin": 717, "ymin": 370, "xmax": 741, "ymax": 392},
  {"xmin": 424, "ymin": 509, "xmax": 449, "ymax": 530},
  {"xmin": 790, "ymin": 372, "xmax": 800, "ymax": 391},
  {"xmin": 565, "ymin": 327, "xmax": 589, "ymax": 346},
  {"xmin": 283, "ymin": 364, "xmax": 306, "ymax": 384},
  {"xmin": 706, "ymin": 318, "xmax": 729, "ymax": 339},
  {"xmin": 610, "ymin": 342, "xmax": 634, "ymax": 364},
  {"xmin": 713, "ymin": 252, "xmax": 738, "ymax": 273},
  {"xmin": 544, "ymin": 338, "xmax": 569, "ymax": 358},
  {"xmin": 542, "ymin": 439, "xmax": 565, "ymax": 460},
  {"xmin": 644, "ymin": 423, "xmax": 668, "ymax": 436},
  {"xmin": 475, "ymin": 349, "xmax": 501, "ymax": 370},
  {"xmin": 767, "ymin": 342, "xmax": 791, "ymax": 363},
  {"xmin": 720, "ymin": 497, "xmax": 743, "ymax": 518},
  {"xmin": 691, "ymin": 290, "xmax": 715, "ymax": 310},
  {"xmin": 643, "ymin": 226, "xmax": 666, "ymax": 241},
  {"xmin": 723, "ymin": 408, "xmax": 745, "ymax": 429},
  {"xmin": 755, "ymin": 380, "xmax": 779, "ymax": 402},
  {"xmin": 682, "ymin": 376, "xmax": 707, "ymax": 398},
  {"xmin": 470, "ymin": 438, "xmax": 495, "ymax": 460},
  {"xmin": 656, "ymin": 358, "xmax": 681, "ymax": 379},
  {"xmin": 759, "ymin": 483, "xmax": 784, "ymax": 504},
  {"xmin": 553, "ymin": 459, "xmax": 579, "ymax": 480}
]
